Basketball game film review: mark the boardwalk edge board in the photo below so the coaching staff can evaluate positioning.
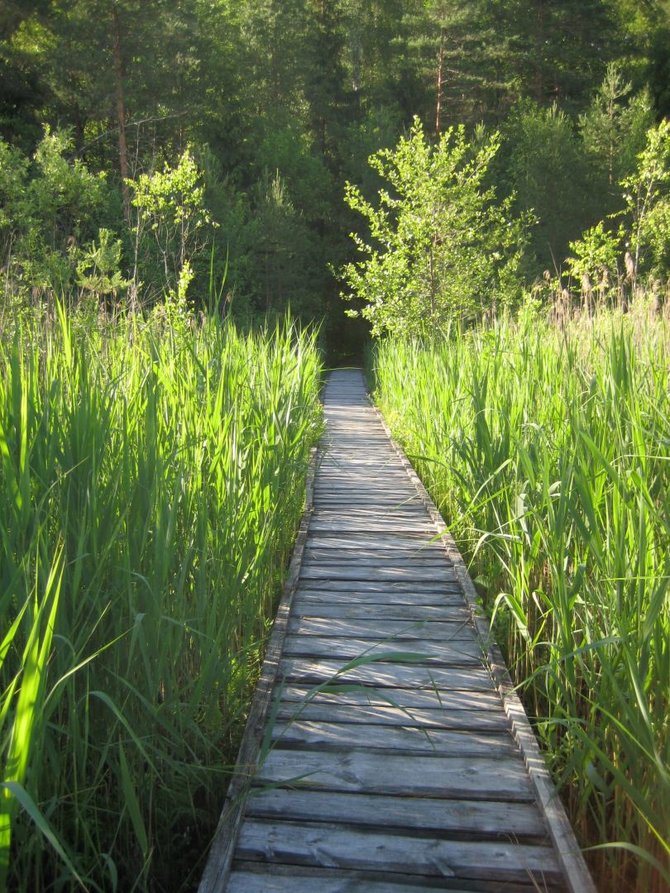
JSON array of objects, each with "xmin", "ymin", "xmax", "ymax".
[
  {"xmin": 370, "ymin": 389, "xmax": 597, "ymax": 893},
  {"xmin": 197, "ymin": 447, "xmax": 318, "ymax": 893}
]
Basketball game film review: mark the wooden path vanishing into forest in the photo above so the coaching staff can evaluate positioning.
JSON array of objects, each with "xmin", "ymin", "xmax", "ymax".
[{"xmin": 199, "ymin": 369, "xmax": 596, "ymax": 893}]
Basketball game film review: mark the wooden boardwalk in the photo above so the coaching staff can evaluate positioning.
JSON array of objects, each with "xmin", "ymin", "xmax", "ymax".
[{"xmin": 199, "ymin": 369, "xmax": 595, "ymax": 893}]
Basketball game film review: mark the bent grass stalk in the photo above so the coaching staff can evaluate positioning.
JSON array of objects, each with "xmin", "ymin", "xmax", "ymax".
[
  {"xmin": 373, "ymin": 309, "xmax": 670, "ymax": 892},
  {"xmin": 0, "ymin": 306, "xmax": 322, "ymax": 891}
]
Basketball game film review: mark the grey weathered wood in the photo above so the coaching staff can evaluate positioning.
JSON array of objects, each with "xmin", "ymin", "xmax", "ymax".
[
  {"xmin": 235, "ymin": 820, "xmax": 561, "ymax": 882},
  {"xmin": 269, "ymin": 719, "xmax": 514, "ymax": 756},
  {"xmin": 290, "ymin": 600, "xmax": 469, "ymax": 620},
  {"xmin": 279, "ymin": 657, "xmax": 500, "ymax": 690},
  {"xmin": 297, "ymin": 578, "xmax": 460, "ymax": 592},
  {"xmin": 255, "ymin": 749, "xmax": 535, "ymax": 800},
  {"xmin": 287, "ymin": 617, "xmax": 473, "ymax": 640},
  {"xmin": 281, "ymin": 634, "xmax": 484, "ymax": 664},
  {"xmin": 244, "ymin": 788, "xmax": 543, "ymax": 837},
  {"xmin": 227, "ymin": 872, "xmax": 487, "ymax": 893},
  {"xmin": 303, "ymin": 547, "xmax": 445, "ymax": 562},
  {"xmin": 278, "ymin": 683, "xmax": 504, "ymax": 712},
  {"xmin": 274, "ymin": 701, "xmax": 510, "ymax": 732},
  {"xmin": 299, "ymin": 567, "xmax": 455, "ymax": 583},
  {"xmin": 296, "ymin": 587, "xmax": 463, "ymax": 604},
  {"xmin": 200, "ymin": 369, "xmax": 594, "ymax": 893}
]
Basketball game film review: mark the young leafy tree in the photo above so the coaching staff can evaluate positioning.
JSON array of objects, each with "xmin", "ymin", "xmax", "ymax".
[
  {"xmin": 621, "ymin": 118, "xmax": 670, "ymax": 280},
  {"xmin": 341, "ymin": 117, "xmax": 528, "ymax": 336},
  {"xmin": 128, "ymin": 148, "xmax": 216, "ymax": 302},
  {"xmin": 0, "ymin": 127, "xmax": 110, "ymax": 301}
]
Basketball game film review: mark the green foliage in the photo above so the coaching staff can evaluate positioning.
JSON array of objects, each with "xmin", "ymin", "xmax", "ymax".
[
  {"xmin": 341, "ymin": 117, "xmax": 528, "ymax": 336},
  {"xmin": 502, "ymin": 100, "xmax": 590, "ymax": 270},
  {"xmin": 579, "ymin": 64, "xmax": 654, "ymax": 197},
  {"xmin": 557, "ymin": 116, "xmax": 670, "ymax": 305},
  {"xmin": 373, "ymin": 314, "xmax": 670, "ymax": 892},
  {"xmin": 128, "ymin": 148, "xmax": 216, "ymax": 301},
  {"xmin": 564, "ymin": 221, "xmax": 623, "ymax": 301},
  {"xmin": 622, "ymin": 119, "xmax": 670, "ymax": 278},
  {"xmin": 0, "ymin": 127, "xmax": 111, "ymax": 300},
  {"xmin": 0, "ymin": 307, "xmax": 322, "ymax": 891},
  {"xmin": 75, "ymin": 227, "xmax": 129, "ymax": 302}
]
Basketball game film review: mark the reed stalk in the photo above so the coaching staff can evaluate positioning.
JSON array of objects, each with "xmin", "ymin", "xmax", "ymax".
[
  {"xmin": 373, "ymin": 306, "xmax": 669, "ymax": 892},
  {"xmin": 0, "ymin": 305, "xmax": 322, "ymax": 891}
]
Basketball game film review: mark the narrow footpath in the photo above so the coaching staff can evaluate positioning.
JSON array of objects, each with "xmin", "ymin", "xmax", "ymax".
[{"xmin": 199, "ymin": 369, "xmax": 595, "ymax": 893}]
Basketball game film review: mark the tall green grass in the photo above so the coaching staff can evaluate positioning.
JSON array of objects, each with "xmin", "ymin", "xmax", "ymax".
[
  {"xmin": 0, "ymin": 305, "xmax": 322, "ymax": 891},
  {"xmin": 373, "ymin": 307, "xmax": 669, "ymax": 892}
]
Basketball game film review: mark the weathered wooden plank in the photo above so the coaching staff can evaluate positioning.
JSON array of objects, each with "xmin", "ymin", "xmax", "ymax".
[
  {"xmin": 302, "ymin": 554, "xmax": 453, "ymax": 565},
  {"xmin": 311, "ymin": 506, "xmax": 432, "ymax": 517},
  {"xmin": 235, "ymin": 821, "xmax": 561, "ymax": 883},
  {"xmin": 275, "ymin": 702, "xmax": 510, "ymax": 732},
  {"xmin": 295, "ymin": 589, "xmax": 465, "ymax": 606},
  {"xmin": 304, "ymin": 536, "xmax": 447, "ymax": 552},
  {"xmin": 227, "ymin": 869, "xmax": 485, "ymax": 893},
  {"xmin": 278, "ymin": 684, "xmax": 504, "ymax": 712},
  {"xmin": 297, "ymin": 579, "xmax": 460, "ymax": 593},
  {"xmin": 300, "ymin": 568, "xmax": 456, "ymax": 584},
  {"xmin": 281, "ymin": 635, "xmax": 484, "ymax": 664},
  {"xmin": 279, "ymin": 658, "xmax": 497, "ymax": 690},
  {"xmin": 317, "ymin": 475, "xmax": 416, "ymax": 485},
  {"xmin": 287, "ymin": 617, "xmax": 473, "ymax": 640},
  {"xmin": 309, "ymin": 521, "xmax": 442, "ymax": 535},
  {"xmin": 301, "ymin": 557, "xmax": 453, "ymax": 569},
  {"xmin": 245, "ymin": 788, "xmax": 545, "ymax": 839},
  {"xmin": 256, "ymin": 750, "xmax": 535, "ymax": 800},
  {"xmin": 290, "ymin": 600, "xmax": 469, "ymax": 621},
  {"xmin": 314, "ymin": 488, "xmax": 421, "ymax": 497},
  {"xmin": 314, "ymin": 475, "xmax": 413, "ymax": 485},
  {"xmin": 201, "ymin": 370, "xmax": 591, "ymax": 893},
  {"xmin": 310, "ymin": 514, "xmax": 433, "ymax": 527},
  {"xmin": 270, "ymin": 720, "xmax": 513, "ymax": 756},
  {"xmin": 303, "ymin": 546, "xmax": 446, "ymax": 562}
]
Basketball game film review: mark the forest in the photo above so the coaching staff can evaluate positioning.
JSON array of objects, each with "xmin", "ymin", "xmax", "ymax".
[
  {"xmin": 1, "ymin": 0, "xmax": 670, "ymax": 344},
  {"xmin": 1, "ymin": 1, "xmax": 669, "ymax": 891}
]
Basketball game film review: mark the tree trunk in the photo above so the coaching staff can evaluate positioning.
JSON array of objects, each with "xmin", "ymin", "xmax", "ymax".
[
  {"xmin": 533, "ymin": 0, "xmax": 545, "ymax": 103},
  {"xmin": 435, "ymin": 28, "xmax": 445, "ymax": 135},
  {"xmin": 112, "ymin": 3, "xmax": 130, "ymax": 221}
]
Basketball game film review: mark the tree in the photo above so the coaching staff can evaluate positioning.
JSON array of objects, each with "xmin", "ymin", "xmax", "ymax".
[
  {"xmin": 341, "ymin": 117, "xmax": 528, "ymax": 336},
  {"xmin": 128, "ymin": 148, "xmax": 216, "ymax": 302},
  {"xmin": 621, "ymin": 118, "xmax": 670, "ymax": 280},
  {"xmin": 399, "ymin": 0, "xmax": 521, "ymax": 130},
  {"xmin": 0, "ymin": 127, "xmax": 111, "ymax": 301},
  {"xmin": 502, "ymin": 99, "xmax": 591, "ymax": 271},
  {"xmin": 579, "ymin": 64, "xmax": 654, "ymax": 203},
  {"xmin": 514, "ymin": 0, "xmax": 621, "ymax": 110}
]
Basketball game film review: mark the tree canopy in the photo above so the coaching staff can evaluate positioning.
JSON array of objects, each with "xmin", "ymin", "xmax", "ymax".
[{"xmin": 0, "ymin": 0, "xmax": 669, "ymax": 347}]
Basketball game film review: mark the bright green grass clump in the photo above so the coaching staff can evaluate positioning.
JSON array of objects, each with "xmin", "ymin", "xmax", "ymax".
[
  {"xmin": 373, "ymin": 308, "xmax": 669, "ymax": 893},
  {"xmin": 0, "ymin": 305, "xmax": 322, "ymax": 891}
]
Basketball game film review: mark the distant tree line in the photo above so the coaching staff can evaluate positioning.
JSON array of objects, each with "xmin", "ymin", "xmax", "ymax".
[{"xmin": 1, "ymin": 1, "xmax": 669, "ymax": 346}]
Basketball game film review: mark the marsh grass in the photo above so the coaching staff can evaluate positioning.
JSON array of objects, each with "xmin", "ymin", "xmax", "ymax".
[
  {"xmin": 373, "ymin": 304, "xmax": 669, "ymax": 892},
  {"xmin": 0, "ymin": 305, "xmax": 322, "ymax": 891}
]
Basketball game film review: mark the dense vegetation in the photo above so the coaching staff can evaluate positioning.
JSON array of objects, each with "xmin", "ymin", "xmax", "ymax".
[
  {"xmin": 1, "ymin": 1, "xmax": 670, "ymax": 346},
  {"xmin": 2, "ymin": 1, "xmax": 670, "ymax": 890},
  {"xmin": 0, "ymin": 309, "xmax": 322, "ymax": 891},
  {"xmin": 372, "ymin": 310, "xmax": 669, "ymax": 891}
]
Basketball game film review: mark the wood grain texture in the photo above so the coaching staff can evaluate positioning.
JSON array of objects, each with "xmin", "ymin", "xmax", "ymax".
[{"xmin": 235, "ymin": 820, "xmax": 560, "ymax": 881}]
